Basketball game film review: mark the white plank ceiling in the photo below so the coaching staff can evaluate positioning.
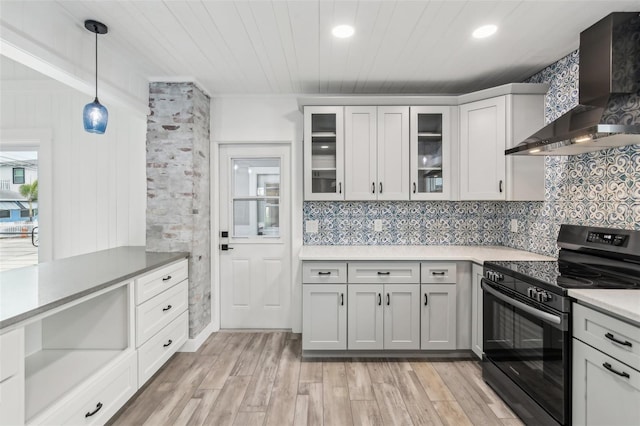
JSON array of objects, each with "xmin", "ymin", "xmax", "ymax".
[{"xmin": 12, "ymin": 1, "xmax": 640, "ymax": 95}]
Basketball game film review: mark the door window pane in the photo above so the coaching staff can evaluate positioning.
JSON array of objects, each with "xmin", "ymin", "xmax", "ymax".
[{"xmin": 232, "ymin": 158, "xmax": 280, "ymax": 238}]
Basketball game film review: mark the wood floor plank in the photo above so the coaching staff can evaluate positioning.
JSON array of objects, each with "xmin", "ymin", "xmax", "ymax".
[
  {"xmin": 351, "ymin": 400, "xmax": 384, "ymax": 426},
  {"xmin": 296, "ymin": 383, "xmax": 323, "ymax": 426},
  {"xmin": 264, "ymin": 339, "xmax": 302, "ymax": 426},
  {"xmin": 433, "ymin": 400, "xmax": 473, "ymax": 426},
  {"xmin": 187, "ymin": 389, "xmax": 221, "ymax": 426},
  {"xmin": 231, "ymin": 333, "xmax": 268, "ymax": 376},
  {"xmin": 411, "ymin": 361, "xmax": 455, "ymax": 401},
  {"xmin": 372, "ymin": 382, "xmax": 413, "ymax": 426},
  {"xmin": 155, "ymin": 352, "xmax": 198, "ymax": 384},
  {"xmin": 240, "ymin": 331, "xmax": 288, "ymax": 412},
  {"xmin": 233, "ymin": 411, "xmax": 266, "ymax": 426},
  {"xmin": 366, "ymin": 359, "xmax": 396, "ymax": 384},
  {"xmin": 200, "ymin": 331, "xmax": 234, "ymax": 355},
  {"xmin": 204, "ymin": 375, "xmax": 252, "ymax": 426},
  {"xmin": 346, "ymin": 359, "xmax": 375, "ymax": 401},
  {"xmin": 501, "ymin": 418, "xmax": 525, "ymax": 426},
  {"xmin": 455, "ymin": 361, "xmax": 518, "ymax": 419},
  {"xmin": 199, "ymin": 333, "xmax": 252, "ymax": 390},
  {"xmin": 172, "ymin": 398, "xmax": 200, "ymax": 426},
  {"xmin": 142, "ymin": 387, "xmax": 193, "ymax": 426},
  {"xmin": 432, "ymin": 362, "xmax": 503, "ymax": 426},
  {"xmin": 323, "ymin": 386, "xmax": 353, "ymax": 426},
  {"xmin": 110, "ymin": 381, "xmax": 170, "ymax": 425},
  {"xmin": 323, "ymin": 360, "xmax": 348, "ymax": 388},
  {"xmin": 299, "ymin": 359, "xmax": 323, "ymax": 386},
  {"xmin": 388, "ymin": 362, "xmax": 443, "ymax": 426}
]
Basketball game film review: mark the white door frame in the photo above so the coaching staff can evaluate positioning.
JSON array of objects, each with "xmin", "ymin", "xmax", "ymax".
[
  {"xmin": 0, "ymin": 128, "xmax": 53, "ymax": 262},
  {"xmin": 211, "ymin": 140, "xmax": 297, "ymax": 332}
]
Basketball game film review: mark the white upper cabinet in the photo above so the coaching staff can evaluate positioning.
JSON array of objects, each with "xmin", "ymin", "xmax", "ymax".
[
  {"xmin": 304, "ymin": 106, "xmax": 345, "ymax": 201},
  {"xmin": 345, "ymin": 106, "xmax": 410, "ymax": 201},
  {"xmin": 459, "ymin": 94, "xmax": 545, "ymax": 201},
  {"xmin": 410, "ymin": 106, "xmax": 455, "ymax": 200}
]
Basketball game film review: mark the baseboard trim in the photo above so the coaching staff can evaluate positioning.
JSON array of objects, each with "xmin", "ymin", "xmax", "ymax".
[{"xmin": 178, "ymin": 322, "xmax": 215, "ymax": 352}]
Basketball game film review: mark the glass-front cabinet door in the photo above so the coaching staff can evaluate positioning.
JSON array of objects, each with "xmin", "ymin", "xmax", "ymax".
[
  {"xmin": 410, "ymin": 106, "xmax": 453, "ymax": 200},
  {"xmin": 304, "ymin": 106, "xmax": 344, "ymax": 200}
]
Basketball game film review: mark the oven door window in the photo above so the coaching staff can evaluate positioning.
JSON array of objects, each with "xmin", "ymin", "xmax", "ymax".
[{"xmin": 483, "ymin": 283, "xmax": 569, "ymax": 424}]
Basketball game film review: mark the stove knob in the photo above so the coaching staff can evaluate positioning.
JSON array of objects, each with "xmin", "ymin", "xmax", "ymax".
[
  {"xmin": 496, "ymin": 273, "xmax": 504, "ymax": 282},
  {"xmin": 536, "ymin": 291, "xmax": 551, "ymax": 302},
  {"xmin": 527, "ymin": 287, "xmax": 537, "ymax": 298}
]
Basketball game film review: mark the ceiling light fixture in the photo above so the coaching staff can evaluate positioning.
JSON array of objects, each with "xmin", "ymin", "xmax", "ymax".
[
  {"xmin": 83, "ymin": 19, "xmax": 109, "ymax": 134},
  {"xmin": 332, "ymin": 25, "xmax": 355, "ymax": 38},
  {"xmin": 472, "ymin": 24, "xmax": 498, "ymax": 39}
]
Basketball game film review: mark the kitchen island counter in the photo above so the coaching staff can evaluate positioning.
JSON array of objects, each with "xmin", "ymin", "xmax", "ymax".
[{"xmin": 0, "ymin": 246, "xmax": 188, "ymax": 330}]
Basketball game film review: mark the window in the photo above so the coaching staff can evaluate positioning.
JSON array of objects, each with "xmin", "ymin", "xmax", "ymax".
[
  {"xmin": 20, "ymin": 209, "xmax": 30, "ymax": 218},
  {"xmin": 13, "ymin": 168, "xmax": 25, "ymax": 184},
  {"xmin": 0, "ymin": 210, "xmax": 9, "ymax": 218}
]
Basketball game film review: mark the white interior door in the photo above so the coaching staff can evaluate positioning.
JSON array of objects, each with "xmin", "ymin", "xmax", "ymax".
[{"xmin": 219, "ymin": 145, "xmax": 291, "ymax": 329}]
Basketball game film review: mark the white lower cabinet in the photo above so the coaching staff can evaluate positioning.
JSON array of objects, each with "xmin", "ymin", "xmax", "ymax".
[
  {"xmin": 573, "ymin": 339, "xmax": 640, "ymax": 426},
  {"xmin": 347, "ymin": 284, "xmax": 420, "ymax": 350},
  {"xmin": 471, "ymin": 263, "xmax": 484, "ymax": 358},
  {"xmin": 420, "ymin": 284, "xmax": 457, "ymax": 350},
  {"xmin": 385, "ymin": 284, "xmax": 421, "ymax": 349},
  {"xmin": 302, "ymin": 284, "xmax": 347, "ymax": 350},
  {"xmin": 572, "ymin": 303, "xmax": 640, "ymax": 426},
  {"xmin": 0, "ymin": 329, "xmax": 24, "ymax": 426}
]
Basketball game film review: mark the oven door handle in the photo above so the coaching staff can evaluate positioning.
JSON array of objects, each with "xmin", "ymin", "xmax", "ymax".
[{"xmin": 482, "ymin": 281, "xmax": 562, "ymax": 326}]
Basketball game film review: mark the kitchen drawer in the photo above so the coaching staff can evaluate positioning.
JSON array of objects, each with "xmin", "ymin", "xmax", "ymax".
[
  {"xmin": 0, "ymin": 329, "xmax": 23, "ymax": 382},
  {"xmin": 136, "ymin": 280, "xmax": 188, "ymax": 347},
  {"xmin": 135, "ymin": 259, "xmax": 188, "ymax": 305},
  {"xmin": 348, "ymin": 262, "xmax": 420, "ymax": 284},
  {"xmin": 31, "ymin": 351, "xmax": 137, "ymax": 426},
  {"xmin": 573, "ymin": 303, "xmax": 640, "ymax": 370},
  {"xmin": 138, "ymin": 311, "xmax": 188, "ymax": 386},
  {"xmin": 1, "ymin": 374, "xmax": 24, "ymax": 426},
  {"xmin": 303, "ymin": 262, "xmax": 347, "ymax": 284},
  {"xmin": 421, "ymin": 262, "xmax": 457, "ymax": 284}
]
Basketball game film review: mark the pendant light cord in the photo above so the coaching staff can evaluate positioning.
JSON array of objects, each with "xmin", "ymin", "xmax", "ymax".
[{"xmin": 94, "ymin": 27, "xmax": 98, "ymax": 101}]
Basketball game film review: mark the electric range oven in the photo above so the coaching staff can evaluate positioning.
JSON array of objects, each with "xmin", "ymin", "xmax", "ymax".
[{"xmin": 482, "ymin": 224, "xmax": 640, "ymax": 426}]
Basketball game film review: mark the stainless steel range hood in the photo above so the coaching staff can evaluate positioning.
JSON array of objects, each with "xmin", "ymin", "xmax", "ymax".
[{"xmin": 507, "ymin": 12, "xmax": 640, "ymax": 156}]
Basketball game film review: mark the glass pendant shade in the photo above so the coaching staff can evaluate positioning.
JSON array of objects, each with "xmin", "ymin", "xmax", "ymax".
[{"xmin": 83, "ymin": 98, "xmax": 108, "ymax": 134}]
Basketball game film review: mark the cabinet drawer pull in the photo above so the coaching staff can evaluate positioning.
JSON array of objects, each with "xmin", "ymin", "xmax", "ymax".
[
  {"xmin": 340, "ymin": 293, "xmax": 344, "ymax": 306},
  {"xmin": 164, "ymin": 339, "xmax": 173, "ymax": 348},
  {"xmin": 387, "ymin": 293, "xmax": 390, "ymax": 306},
  {"xmin": 603, "ymin": 362, "xmax": 630, "ymax": 379},
  {"xmin": 372, "ymin": 182, "xmax": 375, "ymax": 194},
  {"xmin": 163, "ymin": 305, "xmax": 173, "ymax": 312},
  {"xmin": 431, "ymin": 271, "xmax": 446, "ymax": 276},
  {"xmin": 379, "ymin": 182, "xmax": 383, "ymax": 194},
  {"xmin": 85, "ymin": 402, "xmax": 103, "ymax": 418},
  {"xmin": 413, "ymin": 182, "xmax": 416, "ymax": 194},
  {"xmin": 605, "ymin": 332, "xmax": 632, "ymax": 347},
  {"xmin": 499, "ymin": 180, "xmax": 503, "ymax": 193},
  {"xmin": 339, "ymin": 182, "xmax": 342, "ymax": 194},
  {"xmin": 378, "ymin": 293, "xmax": 382, "ymax": 306},
  {"xmin": 377, "ymin": 271, "xmax": 391, "ymax": 275},
  {"xmin": 317, "ymin": 271, "xmax": 332, "ymax": 276},
  {"xmin": 424, "ymin": 294, "xmax": 428, "ymax": 306},
  {"xmin": 162, "ymin": 275, "xmax": 172, "ymax": 281}
]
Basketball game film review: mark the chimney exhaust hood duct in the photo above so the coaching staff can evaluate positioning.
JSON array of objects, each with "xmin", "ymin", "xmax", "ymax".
[{"xmin": 507, "ymin": 12, "xmax": 640, "ymax": 156}]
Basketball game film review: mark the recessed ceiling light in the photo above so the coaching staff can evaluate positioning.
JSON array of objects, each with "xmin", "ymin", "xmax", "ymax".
[
  {"xmin": 332, "ymin": 25, "xmax": 355, "ymax": 38},
  {"xmin": 472, "ymin": 24, "xmax": 498, "ymax": 39}
]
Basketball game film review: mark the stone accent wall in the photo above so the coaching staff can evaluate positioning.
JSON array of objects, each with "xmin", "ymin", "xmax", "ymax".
[{"xmin": 147, "ymin": 82, "xmax": 211, "ymax": 338}]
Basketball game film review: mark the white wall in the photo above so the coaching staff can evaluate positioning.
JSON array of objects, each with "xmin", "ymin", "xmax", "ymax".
[
  {"xmin": 0, "ymin": 78, "xmax": 146, "ymax": 261},
  {"xmin": 211, "ymin": 96, "xmax": 304, "ymax": 332},
  {"xmin": 0, "ymin": 1, "xmax": 149, "ymax": 115}
]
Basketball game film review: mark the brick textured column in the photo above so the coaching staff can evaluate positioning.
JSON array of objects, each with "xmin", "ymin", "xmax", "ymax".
[{"xmin": 146, "ymin": 82, "xmax": 211, "ymax": 338}]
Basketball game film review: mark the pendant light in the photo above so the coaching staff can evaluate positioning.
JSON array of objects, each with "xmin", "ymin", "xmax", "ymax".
[{"xmin": 83, "ymin": 20, "xmax": 109, "ymax": 134}]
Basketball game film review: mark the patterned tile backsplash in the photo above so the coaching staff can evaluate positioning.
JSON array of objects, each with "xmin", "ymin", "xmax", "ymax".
[{"xmin": 304, "ymin": 49, "xmax": 640, "ymax": 257}]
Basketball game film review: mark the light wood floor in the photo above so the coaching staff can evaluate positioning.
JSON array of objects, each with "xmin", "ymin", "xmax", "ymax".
[{"xmin": 110, "ymin": 331, "xmax": 523, "ymax": 426}]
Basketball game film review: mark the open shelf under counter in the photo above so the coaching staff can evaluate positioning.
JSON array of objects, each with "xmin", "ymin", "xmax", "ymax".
[{"xmin": 25, "ymin": 349, "xmax": 124, "ymax": 421}]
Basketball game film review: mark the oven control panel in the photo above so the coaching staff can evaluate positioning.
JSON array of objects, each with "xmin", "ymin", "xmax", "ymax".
[{"xmin": 587, "ymin": 231, "xmax": 628, "ymax": 247}]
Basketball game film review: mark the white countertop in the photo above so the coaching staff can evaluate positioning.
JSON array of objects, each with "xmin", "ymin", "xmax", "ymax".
[
  {"xmin": 299, "ymin": 245, "xmax": 555, "ymax": 263},
  {"xmin": 569, "ymin": 289, "xmax": 640, "ymax": 325}
]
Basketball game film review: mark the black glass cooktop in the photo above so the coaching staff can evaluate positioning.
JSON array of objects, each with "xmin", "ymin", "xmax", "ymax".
[{"xmin": 486, "ymin": 257, "xmax": 640, "ymax": 293}]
